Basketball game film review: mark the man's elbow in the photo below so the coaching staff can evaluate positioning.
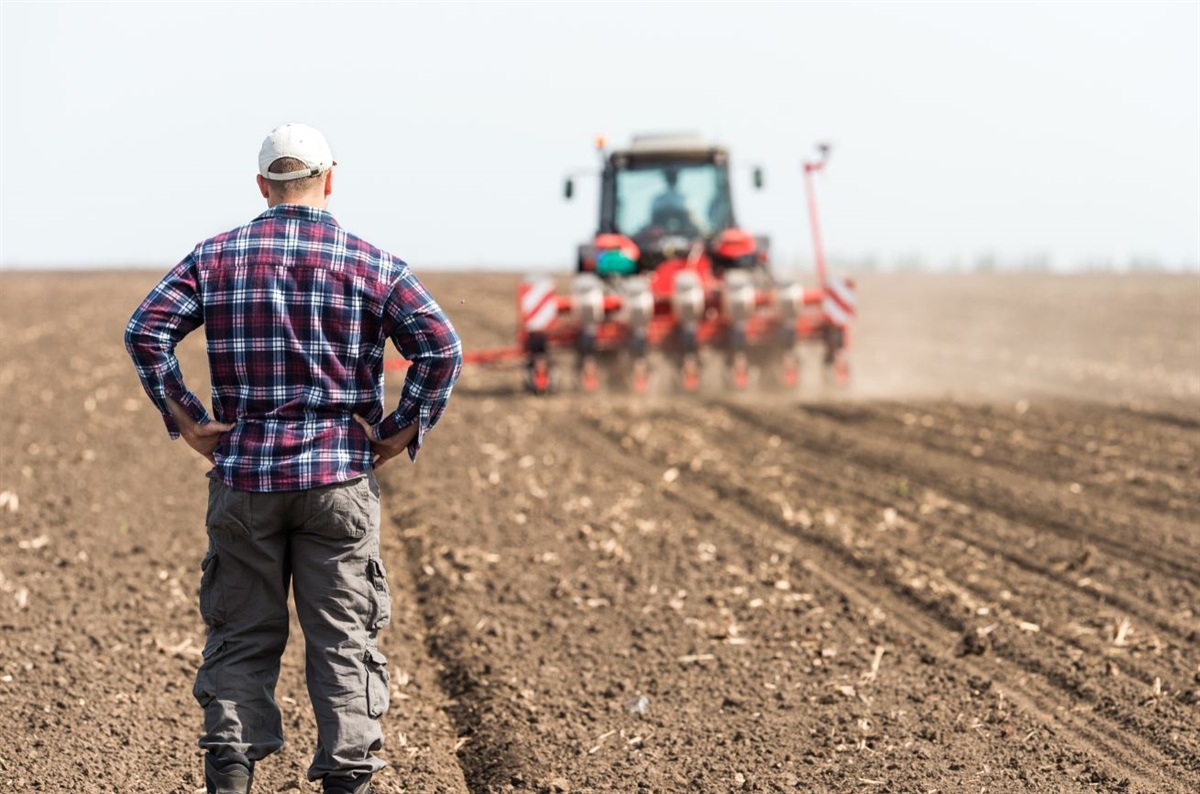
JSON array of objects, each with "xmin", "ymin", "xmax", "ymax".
[
  {"xmin": 448, "ymin": 335, "xmax": 464, "ymax": 378},
  {"xmin": 124, "ymin": 316, "xmax": 170, "ymax": 368},
  {"xmin": 123, "ymin": 317, "xmax": 142, "ymax": 359},
  {"xmin": 437, "ymin": 342, "xmax": 464, "ymax": 386}
]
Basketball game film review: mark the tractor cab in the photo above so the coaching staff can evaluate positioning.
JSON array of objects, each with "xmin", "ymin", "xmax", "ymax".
[{"xmin": 567, "ymin": 134, "xmax": 764, "ymax": 275}]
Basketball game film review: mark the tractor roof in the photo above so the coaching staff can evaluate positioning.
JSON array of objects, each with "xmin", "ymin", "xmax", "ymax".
[{"xmin": 615, "ymin": 134, "xmax": 728, "ymax": 165}]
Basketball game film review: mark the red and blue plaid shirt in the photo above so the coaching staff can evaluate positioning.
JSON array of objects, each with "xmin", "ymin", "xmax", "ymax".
[{"xmin": 126, "ymin": 204, "xmax": 462, "ymax": 492}]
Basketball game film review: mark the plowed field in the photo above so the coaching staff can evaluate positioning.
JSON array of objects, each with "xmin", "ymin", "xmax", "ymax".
[{"xmin": 1, "ymin": 271, "xmax": 1197, "ymax": 793}]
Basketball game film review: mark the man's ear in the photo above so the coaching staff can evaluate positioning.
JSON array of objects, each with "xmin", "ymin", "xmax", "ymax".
[
  {"xmin": 324, "ymin": 169, "xmax": 334, "ymax": 198},
  {"xmin": 257, "ymin": 174, "xmax": 270, "ymax": 199}
]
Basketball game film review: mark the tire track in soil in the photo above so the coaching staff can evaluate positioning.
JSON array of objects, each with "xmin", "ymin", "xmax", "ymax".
[
  {"xmin": 727, "ymin": 402, "xmax": 1200, "ymax": 590},
  {"xmin": 853, "ymin": 399, "xmax": 1196, "ymax": 497},
  {"xmin": 1115, "ymin": 404, "xmax": 1200, "ymax": 432},
  {"xmin": 722, "ymin": 400, "xmax": 1200, "ymax": 642},
  {"xmin": 388, "ymin": 397, "xmax": 666, "ymax": 793},
  {"xmin": 805, "ymin": 400, "xmax": 1199, "ymax": 524},
  {"xmin": 381, "ymin": 271, "xmax": 535, "ymax": 792},
  {"xmin": 603, "ymin": 400, "xmax": 1200, "ymax": 775},
  {"xmin": 388, "ymin": 398, "xmax": 1137, "ymax": 794},
  {"xmin": 711, "ymin": 404, "xmax": 1200, "ymax": 779},
  {"xmin": 710, "ymin": 405, "xmax": 1200, "ymax": 714},
  {"xmin": 885, "ymin": 398, "xmax": 1200, "ymax": 461},
  {"xmin": 394, "ymin": 513, "xmax": 541, "ymax": 793},
  {"xmin": 373, "ymin": 500, "xmax": 474, "ymax": 794},
  {"xmin": 715, "ymin": 401, "xmax": 1200, "ymax": 645},
  {"xmin": 573, "ymin": 403, "xmax": 1199, "ymax": 793}
]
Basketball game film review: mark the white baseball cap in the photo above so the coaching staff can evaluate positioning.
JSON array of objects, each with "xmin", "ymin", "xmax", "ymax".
[{"xmin": 258, "ymin": 123, "xmax": 336, "ymax": 181}]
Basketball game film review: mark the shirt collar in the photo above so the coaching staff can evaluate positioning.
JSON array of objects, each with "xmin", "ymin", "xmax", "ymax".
[{"xmin": 257, "ymin": 204, "xmax": 341, "ymax": 228}]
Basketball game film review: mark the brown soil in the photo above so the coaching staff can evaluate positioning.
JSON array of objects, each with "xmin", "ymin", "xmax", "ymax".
[{"xmin": 1, "ymin": 270, "xmax": 1197, "ymax": 793}]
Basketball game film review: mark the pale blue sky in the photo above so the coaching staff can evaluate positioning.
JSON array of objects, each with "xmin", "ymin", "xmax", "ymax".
[{"xmin": 1, "ymin": 1, "xmax": 1197, "ymax": 272}]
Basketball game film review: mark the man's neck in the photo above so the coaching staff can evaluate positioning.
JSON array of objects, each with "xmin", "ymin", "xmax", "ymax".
[{"xmin": 266, "ymin": 195, "xmax": 327, "ymax": 209}]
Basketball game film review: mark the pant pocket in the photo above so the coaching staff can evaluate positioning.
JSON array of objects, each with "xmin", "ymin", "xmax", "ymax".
[
  {"xmin": 302, "ymin": 477, "xmax": 369, "ymax": 539},
  {"xmin": 206, "ymin": 479, "xmax": 250, "ymax": 538},
  {"xmin": 367, "ymin": 557, "xmax": 392, "ymax": 632},
  {"xmin": 199, "ymin": 548, "xmax": 226, "ymax": 628},
  {"xmin": 364, "ymin": 647, "xmax": 390, "ymax": 719}
]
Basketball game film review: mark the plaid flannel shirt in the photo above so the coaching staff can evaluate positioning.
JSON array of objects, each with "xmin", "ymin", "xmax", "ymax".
[{"xmin": 125, "ymin": 204, "xmax": 462, "ymax": 492}]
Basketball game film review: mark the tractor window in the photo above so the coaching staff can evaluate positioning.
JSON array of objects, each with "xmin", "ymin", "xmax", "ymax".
[{"xmin": 614, "ymin": 163, "xmax": 731, "ymax": 240}]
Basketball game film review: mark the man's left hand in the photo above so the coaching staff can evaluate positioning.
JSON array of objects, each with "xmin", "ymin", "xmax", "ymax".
[{"xmin": 166, "ymin": 398, "xmax": 234, "ymax": 465}]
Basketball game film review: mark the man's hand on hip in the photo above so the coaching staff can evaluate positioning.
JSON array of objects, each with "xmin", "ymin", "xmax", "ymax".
[
  {"xmin": 166, "ymin": 398, "xmax": 234, "ymax": 465},
  {"xmin": 353, "ymin": 414, "xmax": 417, "ymax": 469}
]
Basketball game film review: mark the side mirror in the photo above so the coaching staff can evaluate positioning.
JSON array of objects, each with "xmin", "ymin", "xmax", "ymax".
[
  {"xmin": 563, "ymin": 178, "xmax": 574, "ymax": 200},
  {"xmin": 752, "ymin": 167, "xmax": 764, "ymax": 190}
]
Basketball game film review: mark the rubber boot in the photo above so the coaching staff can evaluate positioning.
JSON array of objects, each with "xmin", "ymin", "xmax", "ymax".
[
  {"xmin": 205, "ymin": 755, "xmax": 253, "ymax": 794},
  {"xmin": 323, "ymin": 773, "xmax": 372, "ymax": 794}
]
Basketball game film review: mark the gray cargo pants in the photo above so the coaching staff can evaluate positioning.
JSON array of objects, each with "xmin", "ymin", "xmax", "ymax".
[{"xmin": 194, "ymin": 472, "xmax": 391, "ymax": 783}]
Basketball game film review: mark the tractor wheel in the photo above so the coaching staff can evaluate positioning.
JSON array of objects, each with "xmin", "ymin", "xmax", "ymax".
[
  {"xmin": 781, "ymin": 351, "xmax": 800, "ymax": 389},
  {"xmin": 681, "ymin": 355, "xmax": 701, "ymax": 393},
  {"xmin": 526, "ymin": 357, "xmax": 552, "ymax": 395},
  {"xmin": 579, "ymin": 356, "xmax": 599, "ymax": 394},
  {"xmin": 631, "ymin": 357, "xmax": 650, "ymax": 395},
  {"xmin": 730, "ymin": 352, "xmax": 750, "ymax": 390}
]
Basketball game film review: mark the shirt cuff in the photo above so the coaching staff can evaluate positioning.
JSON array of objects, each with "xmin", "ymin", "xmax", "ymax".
[
  {"xmin": 161, "ymin": 387, "xmax": 212, "ymax": 439},
  {"xmin": 375, "ymin": 401, "xmax": 429, "ymax": 461}
]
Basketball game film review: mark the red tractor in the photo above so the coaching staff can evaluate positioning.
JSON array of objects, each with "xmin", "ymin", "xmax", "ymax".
[
  {"xmin": 398, "ymin": 135, "xmax": 855, "ymax": 394},
  {"xmin": 519, "ymin": 134, "xmax": 853, "ymax": 393}
]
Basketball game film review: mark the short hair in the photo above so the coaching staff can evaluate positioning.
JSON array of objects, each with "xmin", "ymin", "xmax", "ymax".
[{"xmin": 266, "ymin": 157, "xmax": 324, "ymax": 195}]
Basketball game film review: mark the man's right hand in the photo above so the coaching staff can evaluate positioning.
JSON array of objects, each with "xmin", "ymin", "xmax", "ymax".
[{"xmin": 353, "ymin": 414, "xmax": 417, "ymax": 469}]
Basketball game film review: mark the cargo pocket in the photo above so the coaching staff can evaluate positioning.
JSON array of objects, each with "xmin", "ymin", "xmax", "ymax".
[
  {"xmin": 198, "ymin": 548, "xmax": 226, "ymax": 628},
  {"xmin": 364, "ymin": 647, "xmax": 390, "ymax": 719},
  {"xmin": 302, "ymin": 478, "xmax": 368, "ymax": 539},
  {"xmin": 367, "ymin": 557, "xmax": 392, "ymax": 633}
]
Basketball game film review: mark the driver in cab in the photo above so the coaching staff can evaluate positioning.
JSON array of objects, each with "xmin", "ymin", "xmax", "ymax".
[{"xmin": 649, "ymin": 167, "xmax": 702, "ymax": 236}]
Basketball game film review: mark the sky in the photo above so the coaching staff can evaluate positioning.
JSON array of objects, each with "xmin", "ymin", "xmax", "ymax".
[{"xmin": 1, "ymin": 1, "xmax": 1197, "ymax": 273}]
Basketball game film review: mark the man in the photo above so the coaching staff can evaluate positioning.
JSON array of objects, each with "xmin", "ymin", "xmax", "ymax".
[
  {"xmin": 125, "ymin": 123, "xmax": 462, "ymax": 794},
  {"xmin": 648, "ymin": 166, "xmax": 700, "ymax": 236}
]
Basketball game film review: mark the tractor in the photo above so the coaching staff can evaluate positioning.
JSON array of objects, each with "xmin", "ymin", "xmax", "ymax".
[
  {"xmin": 387, "ymin": 134, "xmax": 855, "ymax": 394},
  {"xmin": 521, "ymin": 134, "xmax": 853, "ymax": 393}
]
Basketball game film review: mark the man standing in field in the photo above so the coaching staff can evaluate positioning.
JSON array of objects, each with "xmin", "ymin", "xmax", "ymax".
[{"xmin": 125, "ymin": 123, "xmax": 462, "ymax": 794}]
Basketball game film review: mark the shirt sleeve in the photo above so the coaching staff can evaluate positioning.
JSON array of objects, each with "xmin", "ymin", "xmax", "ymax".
[
  {"xmin": 124, "ymin": 253, "xmax": 212, "ymax": 438},
  {"xmin": 375, "ymin": 268, "xmax": 463, "ymax": 460}
]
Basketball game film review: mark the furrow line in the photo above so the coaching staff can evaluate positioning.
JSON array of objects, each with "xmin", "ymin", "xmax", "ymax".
[
  {"xmin": 393, "ymin": 504, "xmax": 533, "ymax": 794},
  {"xmin": 572, "ymin": 413, "xmax": 1199, "ymax": 793},
  {"xmin": 640, "ymin": 399, "xmax": 1196, "ymax": 645},
  {"xmin": 723, "ymin": 402, "xmax": 1200, "ymax": 588},
  {"xmin": 688, "ymin": 402, "xmax": 1199, "ymax": 707},
  {"xmin": 801, "ymin": 401, "xmax": 1198, "ymax": 521},
  {"xmin": 697, "ymin": 402, "xmax": 1200, "ymax": 645}
]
